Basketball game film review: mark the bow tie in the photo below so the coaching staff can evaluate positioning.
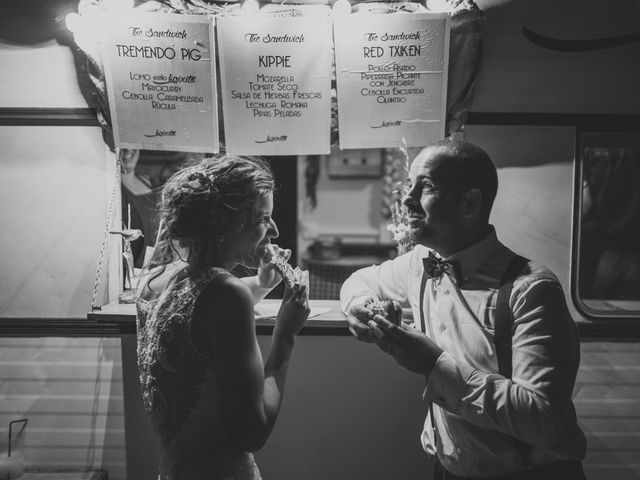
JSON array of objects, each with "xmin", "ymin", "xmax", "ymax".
[{"xmin": 422, "ymin": 252, "xmax": 461, "ymax": 285}]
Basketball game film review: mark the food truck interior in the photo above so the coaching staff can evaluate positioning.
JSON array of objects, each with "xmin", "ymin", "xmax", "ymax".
[{"xmin": 1, "ymin": 0, "xmax": 640, "ymax": 479}]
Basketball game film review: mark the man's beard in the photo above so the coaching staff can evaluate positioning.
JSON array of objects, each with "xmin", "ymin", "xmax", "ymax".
[
  {"xmin": 409, "ymin": 221, "xmax": 440, "ymax": 248},
  {"xmin": 409, "ymin": 224, "xmax": 427, "ymax": 245}
]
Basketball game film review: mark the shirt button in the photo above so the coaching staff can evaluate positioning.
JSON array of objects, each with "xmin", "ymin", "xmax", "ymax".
[
  {"xmin": 440, "ymin": 324, "xmax": 446, "ymax": 332},
  {"xmin": 443, "ymin": 289, "xmax": 450, "ymax": 295}
]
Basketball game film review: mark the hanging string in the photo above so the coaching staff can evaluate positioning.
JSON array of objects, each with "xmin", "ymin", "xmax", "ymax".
[{"xmin": 90, "ymin": 152, "xmax": 122, "ymax": 311}]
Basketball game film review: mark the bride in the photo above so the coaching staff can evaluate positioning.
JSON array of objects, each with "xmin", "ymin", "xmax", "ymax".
[{"xmin": 136, "ymin": 155, "xmax": 310, "ymax": 480}]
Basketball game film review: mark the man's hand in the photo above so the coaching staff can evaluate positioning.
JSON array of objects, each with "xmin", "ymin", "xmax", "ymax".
[
  {"xmin": 345, "ymin": 298, "xmax": 376, "ymax": 343},
  {"xmin": 369, "ymin": 315, "xmax": 443, "ymax": 376},
  {"xmin": 257, "ymin": 244, "xmax": 291, "ymax": 290}
]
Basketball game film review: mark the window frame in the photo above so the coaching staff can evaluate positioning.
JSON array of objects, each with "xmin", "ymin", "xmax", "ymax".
[{"xmin": 571, "ymin": 130, "xmax": 640, "ymax": 322}]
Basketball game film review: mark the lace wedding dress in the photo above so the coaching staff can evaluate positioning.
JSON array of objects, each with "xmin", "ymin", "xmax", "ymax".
[{"xmin": 137, "ymin": 267, "xmax": 262, "ymax": 480}]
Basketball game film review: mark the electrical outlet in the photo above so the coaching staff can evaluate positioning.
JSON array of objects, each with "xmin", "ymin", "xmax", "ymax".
[{"xmin": 327, "ymin": 149, "xmax": 383, "ymax": 178}]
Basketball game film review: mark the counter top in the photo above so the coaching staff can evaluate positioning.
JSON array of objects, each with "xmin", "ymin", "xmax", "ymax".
[
  {"xmin": 87, "ymin": 299, "xmax": 350, "ymax": 335},
  {"xmin": 303, "ymin": 255, "xmax": 388, "ymax": 267},
  {"xmin": 20, "ymin": 470, "xmax": 107, "ymax": 480}
]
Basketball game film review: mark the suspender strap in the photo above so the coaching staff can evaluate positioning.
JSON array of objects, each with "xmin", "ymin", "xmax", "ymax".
[
  {"xmin": 419, "ymin": 258, "xmax": 430, "ymax": 334},
  {"xmin": 495, "ymin": 255, "xmax": 529, "ymax": 378},
  {"xmin": 495, "ymin": 254, "xmax": 531, "ymax": 464},
  {"xmin": 419, "ymin": 259, "xmax": 436, "ymax": 446}
]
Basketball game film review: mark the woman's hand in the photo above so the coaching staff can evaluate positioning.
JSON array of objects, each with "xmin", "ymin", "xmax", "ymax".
[
  {"xmin": 274, "ymin": 280, "xmax": 310, "ymax": 338},
  {"xmin": 258, "ymin": 244, "xmax": 292, "ymax": 290}
]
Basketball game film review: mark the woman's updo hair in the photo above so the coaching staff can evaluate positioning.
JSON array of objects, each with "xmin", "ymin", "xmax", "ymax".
[{"xmin": 158, "ymin": 155, "xmax": 274, "ymax": 266}]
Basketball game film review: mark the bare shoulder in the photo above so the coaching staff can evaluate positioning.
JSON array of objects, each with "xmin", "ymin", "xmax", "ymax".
[
  {"xmin": 202, "ymin": 273, "xmax": 252, "ymax": 303},
  {"xmin": 195, "ymin": 273, "xmax": 254, "ymax": 329}
]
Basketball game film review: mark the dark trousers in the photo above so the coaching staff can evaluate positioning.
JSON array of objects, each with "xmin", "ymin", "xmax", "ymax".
[{"xmin": 434, "ymin": 458, "xmax": 587, "ymax": 480}]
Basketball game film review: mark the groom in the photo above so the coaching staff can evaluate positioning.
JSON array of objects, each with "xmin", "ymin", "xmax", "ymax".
[{"xmin": 340, "ymin": 139, "xmax": 587, "ymax": 480}]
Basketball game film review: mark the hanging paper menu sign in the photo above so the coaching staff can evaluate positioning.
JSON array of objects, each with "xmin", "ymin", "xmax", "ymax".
[
  {"xmin": 102, "ymin": 13, "xmax": 219, "ymax": 153},
  {"xmin": 217, "ymin": 12, "xmax": 332, "ymax": 155},
  {"xmin": 334, "ymin": 12, "xmax": 450, "ymax": 149}
]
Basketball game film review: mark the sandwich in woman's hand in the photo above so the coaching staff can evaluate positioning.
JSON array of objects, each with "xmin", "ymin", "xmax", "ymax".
[{"xmin": 262, "ymin": 244, "xmax": 304, "ymax": 289}]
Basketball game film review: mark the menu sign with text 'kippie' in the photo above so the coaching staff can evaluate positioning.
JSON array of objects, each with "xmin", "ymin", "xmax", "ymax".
[
  {"xmin": 217, "ymin": 12, "xmax": 332, "ymax": 155},
  {"xmin": 334, "ymin": 12, "xmax": 450, "ymax": 149},
  {"xmin": 102, "ymin": 13, "xmax": 219, "ymax": 153}
]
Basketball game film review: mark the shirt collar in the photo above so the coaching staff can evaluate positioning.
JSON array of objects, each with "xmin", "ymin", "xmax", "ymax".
[{"xmin": 441, "ymin": 226, "xmax": 500, "ymax": 284}]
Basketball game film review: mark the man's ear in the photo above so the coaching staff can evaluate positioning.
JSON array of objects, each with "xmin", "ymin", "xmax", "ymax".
[{"xmin": 462, "ymin": 188, "xmax": 482, "ymax": 217}]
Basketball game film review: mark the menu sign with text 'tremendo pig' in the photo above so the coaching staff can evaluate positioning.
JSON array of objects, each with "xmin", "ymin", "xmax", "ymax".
[
  {"xmin": 102, "ymin": 13, "xmax": 219, "ymax": 153},
  {"xmin": 217, "ymin": 12, "xmax": 332, "ymax": 155},
  {"xmin": 334, "ymin": 12, "xmax": 450, "ymax": 149}
]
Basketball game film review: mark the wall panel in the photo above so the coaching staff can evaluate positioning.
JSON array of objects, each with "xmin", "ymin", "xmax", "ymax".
[
  {"xmin": 0, "ymin": 338, "xmax": 126, "ymax": 480},
  {"xmin": 578, "ymin": 342, "xmax": 640, "ymax": 480}
]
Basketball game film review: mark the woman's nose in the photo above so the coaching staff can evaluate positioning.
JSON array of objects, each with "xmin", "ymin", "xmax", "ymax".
[{"xmin": 269, "ymin": 219, "xmax": 280, "ymax": 239}]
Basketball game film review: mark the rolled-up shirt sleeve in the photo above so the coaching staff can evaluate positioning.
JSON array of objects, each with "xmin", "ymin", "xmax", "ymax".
[
  {"xmin": 424, "ymin": 277, "xmax": 581, "ymax": 448},
  {"xmin": 339, "ymin": 250, "xmax": 415, "ymax": 315}
]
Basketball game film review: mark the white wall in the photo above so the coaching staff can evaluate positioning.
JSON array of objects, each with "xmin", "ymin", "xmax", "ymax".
[
  {"xmin": 0, "ymin": 125, "xmax": 116, "ymax": 317},
  {"xmin": 0, "ymin": 40, "xmax": 88, "ymax": 108}
]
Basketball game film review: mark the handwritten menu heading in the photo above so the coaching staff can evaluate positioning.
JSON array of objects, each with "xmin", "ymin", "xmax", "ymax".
[
  {"xmin": 217, "ymin": 14, "xmax": 332, "ymax": 155},
  {"xmin": 334, "ymin": 13, "xmax": 450, "ymax": 149},
  {"xmin": 102, "ymin": 13, "xmax": 219, "ymax": 153}
]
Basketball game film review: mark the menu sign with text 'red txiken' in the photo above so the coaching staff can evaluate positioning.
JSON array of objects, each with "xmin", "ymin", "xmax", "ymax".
[
  {"xmin": 217, "ymin": 13, "xmax": 332, "ymax": 155},
  {"xmin": 102, "ymin": 13, "xmax": 219, "ymax": 153},
  {"xmin": 334, "ymin": 12, "xmax": 450, "ymax": 149}
]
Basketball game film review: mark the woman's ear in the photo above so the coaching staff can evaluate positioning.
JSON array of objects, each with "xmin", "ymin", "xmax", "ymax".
[{"xmin": 462, "ymin": 188, "xmax": 482, "ymax": 217}]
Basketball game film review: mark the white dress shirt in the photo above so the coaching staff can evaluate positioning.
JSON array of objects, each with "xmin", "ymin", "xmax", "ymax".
[{"xmin": 340, "ymin": 228, "xmax": 586, "ymax": 477}]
